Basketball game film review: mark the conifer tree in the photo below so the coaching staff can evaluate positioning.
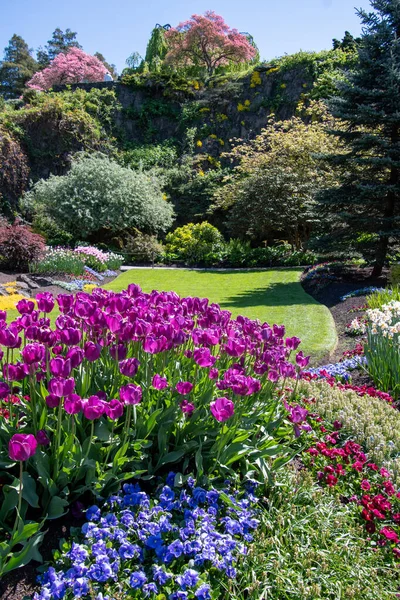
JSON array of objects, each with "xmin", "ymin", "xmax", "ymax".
[
  {"xmin": 0, "ymin": 34, "xmax": 37, "ymax": 98},
  {"xmin": 37, "ymin": 28, "xmax": 81, "ymax": 67},
  {"xmin": 320, "ymin": 0, "xmax": 400, "ymax": 275}
]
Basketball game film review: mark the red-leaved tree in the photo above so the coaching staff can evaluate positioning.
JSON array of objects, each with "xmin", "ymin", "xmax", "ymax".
[
  {"xmin": 165, "ymin": 11, "xmax": 256, "ymax": 75},
  {"xmin": 27, "ymin": 47, "xmax": 107, "ymax": 91}
]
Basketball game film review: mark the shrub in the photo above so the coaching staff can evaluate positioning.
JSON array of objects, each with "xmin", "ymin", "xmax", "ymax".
[
  {"xmin": 165, "ymin": 222, "xmax": 225, "ymax": 266},
  {"xmin": 123, "ymin": 232, "xmax": 164, "ymax": 264},
  {"xmin": 23, "ymin": 155, "xmax": 175, "ymax": 241},
  {"xmin": 223, "ymin": 240, "xmax": 316, "ymax": 268},
  {"xmin": 0, "ymin": 218, "xmax": 45, "ymax": 270}
]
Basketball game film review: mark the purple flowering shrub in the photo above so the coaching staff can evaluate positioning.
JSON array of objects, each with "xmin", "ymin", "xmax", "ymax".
[
  {"xmin": 0, "ymin": 285, "xmax": 309, "ymax": 541},
  {"xmin": 33, "ymin": 477, "xmax": 260, "ymax": 600}
]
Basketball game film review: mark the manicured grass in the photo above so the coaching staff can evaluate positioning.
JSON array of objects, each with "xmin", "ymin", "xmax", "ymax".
[{"xmin": 106, "ymin": 268, "xmax": 336, "ymax": 359}]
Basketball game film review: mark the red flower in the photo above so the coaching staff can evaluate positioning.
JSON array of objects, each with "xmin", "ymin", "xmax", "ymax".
[
  {"xmin": 326, "ymin": 474, "xmax": 338, "ymax": 487},
  {"xmin": 380, "ymin": 527, "xmax": 399, "ymax": 544},
  {"xmin": 361, "ymin": 479, "xmax": 371, "ymax": 491}
]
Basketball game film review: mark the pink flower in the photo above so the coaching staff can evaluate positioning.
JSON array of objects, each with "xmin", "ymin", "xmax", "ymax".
[
  {"xmin": 9, "ymin": 433, "xmax": 37, "ymax": 461},
  {"xmin": 380, "ymin": 527, "xmax": 399, "ymax": 544},
  {"xmin": 176, "ymin": 381, "xmax": 193, "ymax": 395},
  {"xmin": 152, "ymin": 374, "xmax": 168, "ymax": 390},
  {"xmin": 361, "ymin": 479, "xmax": 371, "ymax": 491},
  {"xmin": 210, "ymin": 397, "xmax": 234, "ymax": 422},
  {"xmin": 120, "ymin": 384, "xmax": 142, "ymax": 405}
]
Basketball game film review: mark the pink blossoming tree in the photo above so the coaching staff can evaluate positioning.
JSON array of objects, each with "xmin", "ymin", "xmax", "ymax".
[
  {"xmin": 165, "ymin": 11, "xmax": 257, "ymax": 76},
  {"xmin": 27, "ymin": 47, "xmax": 107, "ymax": 91}
]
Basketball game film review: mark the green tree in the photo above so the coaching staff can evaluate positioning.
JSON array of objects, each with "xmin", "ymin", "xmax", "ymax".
[
  {"xmin": 94, "ymin": 52, "xmax": 118, "ymax": 79},
  {"xmin": 332, "ymin": 31, "xmax": 360, "ymax": 52},
  {"xmin": 0, "ymin": 34, "xmax": 38, "ymax": 99},
  {"xmin": 37, "ymin": 28, "xmax": 82, "ymax": 67},
  {"xmin": 24, "ymin": 154, "xmax": 174, "ymax": 240},
  {"xmin": 214, "ymin": 107, "xmax": 340, "ymax": 248},
  {"xmin": 144, "ymin": 25, "xmax": 169, "ymax": 71},
  {"xmin": 320, "ymin": 0, "xmax": 400, "ymax": 275}
]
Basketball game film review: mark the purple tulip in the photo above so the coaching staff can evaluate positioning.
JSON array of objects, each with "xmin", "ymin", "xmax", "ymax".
[
  {"xmin": 16, "ymin": 299, "xmax": 35, "ymax": 315},
  {"xmin": 279, "ymin": 363, "xmax": 296, "ymax": 379},
  {"xmin": 36, "ymin": 292, "xmax": 55, "ymax": 313},
  {"xmin": 57, "ymin": 294, "xmax": 74, "ymax": 314},
  {"xmin": 261, "ymin": 327, "xmax": 273, "ymax": 342},
  {"xmin": 46, "ymin": 394, "xmax": 60, "ymax": 408},
  {"xmin": 176, "ymin": 381, "xmax": 193, "ymax": 395},
  {"xmin": 180, "ymin": 399, "xmax": 195, "ymax": 416},
  {"xmin": 109, "ymin": 344, "xmax": 127, "ymax": 361},
  {"xmin": 105, "ymin": 314, "xmax": 122, "ymax": 334},
  {"xmin": 105, "ymin": 399, "xmax": 124, "ymax": 420},
  {"xmin": 267, "ymin": 370, "xmax": 279, "ymax": 383},
  {"xmin": 84, "ymin": 342, "xmax": 101, "ymax": 362},
  {"xmin": 210, "ymin": 397, "xmax": 234, "ymax": 422},
  {"xmin": 50, "ymin": 357, "xmax": 72, "ymax": 378},
  {"xmin": 64, "ymin": 393, "xmax": 83, "ymax": 415},
  {"xmin": 152, "ymin": 374, "xmax": 168, "ymax": 390},
  {"xmin": 74, "ymin": 299, "xmax": 95, "ymax": 319},
  {"xmin": 224, "ymin": 339, "xmax": 246, "ymax": 358},
  {"xmin": 48, "ymin": 377, "xmax": 75, "ymax": 398},
  {"xmin": 3, "ymin": 362, "xmax": 29, "ymax": 381},
  {"xmin": 66, "ymin": 347, "xmax": 84, "ymax": 368},
  {"xmin": 295, "ymin": 351, "xmax": 310, "ymax": 369},
  {"xmin": 193, "ymin": 348, "xmax": 216, "ymax": 368},
  {"xmin": 120, "ymin": 384, "xmax": 142, "ymax": 405},
  {"xmin": 119, "ymin": 358, "xmax": 140, "ymax": 378},
  {"xmin": 209, "ymin": 368, "xmax": 219, "ymax": 380},
  {"xmin": 21, "ymin": 343, "xmax": 45, "ymax": 365},
  {"xmin": 0, "ymin": 326, "xmax": 21, "ymax": 349},
  {"xmin": 285, "ymin": 336, "xmax": 301, "ymax": 351},
  {"xmin": 9, "ymin": 433, "xmax": 37, "ymax": 461},
  {"xmin": 0, "ymin": 381, "xmax": 10, "ymax": 399},
  {"xmin": 0, "ymin": 310, "xmax": 6, "ymax": 321},
  {"xmin": 36, "ymin": 430, "xmax": 50, "ymax": 446},
  {"xmin": 83, "ymin": 395, "xmax": 105, "ymax": 420},
  {"xmin": 60, "ymin": 328, "xmax": 81, "ymax": 346}
]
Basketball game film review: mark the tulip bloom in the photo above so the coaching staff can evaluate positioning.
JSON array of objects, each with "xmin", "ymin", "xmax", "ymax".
[
  {"xmin": 84, "ymin": 342, "xmax": 101, "ymax": 362},
  {"xmin": 83, "ymin": 396, "xmax": 105, "ymax": 420},
  {"xmin": 120, "ymin": 384, "xmax": 142, "ymax": 405},
  {"xmin": 176, "ymin": 381, "xmax": 193, "ymax": 395},
  {"xmin": 48, "ymin": 377, "xmax": 75, "ymax": 398},
  {"xmin": 152, "ymin": 374, "xmax": 168, "ymax": 390},
  {"xmin": 36, "ymin": 430, "xmax": 50, "ymax": 446},
  {"xmin": 36, "ymin": 292, "xmax": 55, "ymax": 313},
  {"xmin": 210, "ymin": 397, "xmax": 234, "ymax": 422},
  {"xmin": 193, "ymin": 348, "xmax": 216, "ymax": 368},
  {"xmin": 64, "ymin": 393, "xmax": 83, "ymax": 415},
  {"xmin": 119, "ymin": 358, "xmax": 140, "ymax": 378},
  {"xmin": 105, "ymin": 399, "xmax": 124, "ymax": 420},
  {"xmin": 9, "ymin": 433, "xmax": 37, "ymax": 461}
]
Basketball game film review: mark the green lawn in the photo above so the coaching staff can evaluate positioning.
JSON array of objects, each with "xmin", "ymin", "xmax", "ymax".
[{"xmin": 105, "ymin": 268, "xmax": 336, "ymax": 359}]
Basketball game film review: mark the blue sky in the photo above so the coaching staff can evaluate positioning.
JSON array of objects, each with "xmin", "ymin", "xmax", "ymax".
[{"xmin": 1, "ymin": 0, "xmax": 373, "ymax": 72}]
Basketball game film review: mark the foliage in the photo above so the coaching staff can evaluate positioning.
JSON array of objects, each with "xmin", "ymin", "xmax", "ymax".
[
  {"xmin": 165, "ymin": 222, "xmax": 225, "ymax": 266},
  {"xmin": 24, "ymin": 154, "xmax": 174, "ymax": 240},
  {"xmin": 123, "ymin": 231, "xmax": 164, "ymax": 264},
  {"xmin": 119, "ymin": 142, "xmax": 178, "ymax": 170},
  {"xmin": 30, "ymin": 247, "xmax": 85, "ymax": 276},
  {"xmin": 144, "ymin": 25, "xmax": 169, "ymax": 72},
  {"xmin": 0, "ymin": 34, "xmax": 38, "ymax": 99},
  {"xmin": 165, "ymin": 12, "xmax": 257, "ymax": 76},
  {"xmin": 299, "ymin": 379, "xmax": 400, "ymax": 479},
  {"xmin": 235, "ymin": 467, "xmax": 399, "ymax": 600},
  {"xmin": 0, "ymin": 218, "xmax": 45, "ymax": 270},
  {"xmin": 33, "ymin": 478, "xmax": 259, "ymax": 599},
  {"xmin": 318, "ymin": 1, "xmax": 400, "ymax": 276},
  {"xmin": 36, "ymin": 27, "xmax": 82, "ymax": 68},
  {"xmin": 0, "ymin": 124, "xmax": 29, "ymax": 213},
  {"xmin": 364, "ymin": 301, "xmax": 400, "ymax": 398},
  {"xmin": 214, "ymin": 109, "xmax": 340, "ymax": 248},
  {"xmin": 367, "ymin": 286, "xmax": 400, "ymax": 310},
  {"xmin": 223, "ymin": 240, "xmax": 316, "ymax": 268},
  {"xmin": 27, "ymin": 48, "xmax": 107, "ymax": 91}
]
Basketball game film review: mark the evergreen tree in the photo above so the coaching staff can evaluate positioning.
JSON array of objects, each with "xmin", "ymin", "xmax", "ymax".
[
  {"xmin": 320, "ymin": 0, "xmax": 400, "ymax": 275},
  {"xmin": 144, "ymin": 25, "xmax": 169, "ymax": 71},
  {"xmin": 332, "ymin": 31, "xmax": 360, "ymax": 52},
  {"xmin": 94, "ymin": 52, "xmax": 118, "ymax": 78},
  {"xmin": 0, "ymin": 34, "xmax": 38, "ymax": 99},
  {"xmin": 37, "ymin": 28, "xmax": 82, "ymax": 67}
]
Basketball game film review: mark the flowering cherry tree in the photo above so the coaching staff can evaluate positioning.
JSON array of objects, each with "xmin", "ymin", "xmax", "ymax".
[
  {"xmin": 27, "ymin": 47, "xmax": 107, "ymax": 91},
  {"xmin": 165, "ymin": 11, "xmax": 256, "ymax": 75}
]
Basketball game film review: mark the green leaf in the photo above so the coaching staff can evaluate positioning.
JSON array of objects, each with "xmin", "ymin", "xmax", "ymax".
[
  {"xmin": 1, "ymin": 531, "xmax": 44, "ymax": 575},
  {"xmin": 94, "ymin": 419, "xmax": 111, "ymax": 441},
  {"xmin": 47, "ymin": 496, "xmax": 69, "ymax": 520},
  {"xmin": 158, "ymin": 450, "xmax": 185, "ymax": 466},
  {"xmin": 0, "ymin": 479, "xmax": 19, "ymax": 524},
  {"xmin": 22, "ymin": 472, "xmax": 39, "ymax": 508}
]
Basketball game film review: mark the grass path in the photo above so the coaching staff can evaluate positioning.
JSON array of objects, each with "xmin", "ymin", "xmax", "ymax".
[{"xmin": 106, "ymin": 268, "xmax": 336, "ymax": 359}]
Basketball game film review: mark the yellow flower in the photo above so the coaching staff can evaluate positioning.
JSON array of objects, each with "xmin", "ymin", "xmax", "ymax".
[
  {"xmin": 83, "ymin": 284, "xmax": 98, "ymax": 292},
  {"xmin": 219, "ymin": 139, "xmax": 225, "ymax": 146},
  {"xmin": 162, "ymin": 193, "xmax": 168, "ymax": 201},
  {"xmin": 198, "ymin": 170, "xmax": 205, "ymax": 177},
  {"xmin": 210, "ymin": 134, "xmax": 217, "ymax": 139},
  {"xmin": 250, "ymin": 70, "xmax": 262, "ymax": 87},
  {"xmin": 244, "ymin": 99, "xmax": 251, "ymax": 107},
  {"xmin": 196, "ymin": 140, "xmax": 203, "ymax": 147},
  {"xmin": 0, "ymin": 294, "xmax": 29, "ymax": 311}
]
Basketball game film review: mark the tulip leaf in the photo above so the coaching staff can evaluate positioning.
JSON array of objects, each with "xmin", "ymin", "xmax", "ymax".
[
  {"xmin": 47, "ymin": 496, "xmax": 69, "ymax": 520},
  {"xmin": 2, "ymin": 530, "xmax": 44, "ymax": 574},
  {"xmin": 158, "ymin": 450, "xmax": 185, "ymax": 466},
  {"xmin": 22, "ymin": 472, "xmax": 39, "ymax": 508}
]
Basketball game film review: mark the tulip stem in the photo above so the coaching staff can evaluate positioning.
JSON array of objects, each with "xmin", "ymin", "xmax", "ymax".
[{"xmin": 11, "ymin": 461, "xmax": 23, "ymax": 539}]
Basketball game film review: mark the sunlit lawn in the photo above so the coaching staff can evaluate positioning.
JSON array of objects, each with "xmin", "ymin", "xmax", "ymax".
[{"xmin": 105, "ymin": 268, "xmax": 336, "ymax": 359}]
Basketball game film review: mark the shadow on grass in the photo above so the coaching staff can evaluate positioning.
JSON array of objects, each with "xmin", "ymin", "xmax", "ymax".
[{"xmin": 218, "ymin": 281, "xmax": 318, "ymax": 309}]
